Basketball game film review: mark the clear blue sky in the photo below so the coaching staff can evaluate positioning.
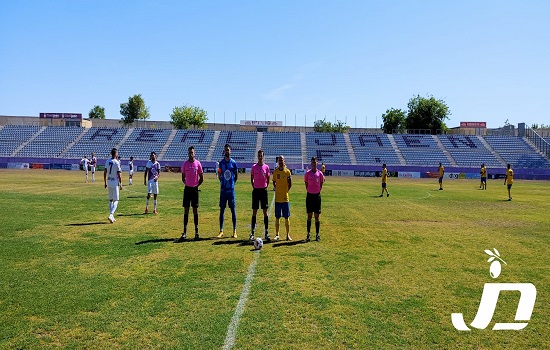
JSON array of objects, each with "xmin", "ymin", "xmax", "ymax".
[{"xmin": 1, "ymin": 1, "xmax": 549, "ymax": 129}]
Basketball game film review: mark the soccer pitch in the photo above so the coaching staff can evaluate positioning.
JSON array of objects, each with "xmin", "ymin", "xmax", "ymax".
[{"xmin": 0, "ymin": 169, "xmax": 548, "ymax": 349}]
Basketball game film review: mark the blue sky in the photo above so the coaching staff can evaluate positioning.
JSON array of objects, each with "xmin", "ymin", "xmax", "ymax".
[{"xmin": 1, "ymin": 0, "xmax": 549, "ymax": 129}]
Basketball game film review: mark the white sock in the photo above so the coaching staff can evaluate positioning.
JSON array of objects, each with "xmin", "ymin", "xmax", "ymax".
[
  {"xmin": 109, "ymin": 201, "xmax": 113, "ymax": 215},
  {"xmin": 146, "ymin": 198, "xmax": 150, "ymax": 208},
  {"xmin": 112, "ymin": 200, "xmax": 118, "ymax": 214}
]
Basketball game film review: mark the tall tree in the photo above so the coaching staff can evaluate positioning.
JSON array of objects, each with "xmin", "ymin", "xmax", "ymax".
[
  {"xmin": 88, "ymin": 105, "xmax": 105, "ymax": 119},
  {"xmin": 120, "ymin": 94, "xmax": 150, "ymax": 126},
  {"xmin": 313, "ymin": 118, "xmax": 349, "ymax": 133},
  {"xmin": 381, "ymin": 108, "xmax": 406, "ymax": 133},
  {"xmin": 405, "ymin": 95, "xmax": 450, "ymax": 133},
  {"xmin": 170, "ymin": 105, "xmax": 208, "ymax": 129}
]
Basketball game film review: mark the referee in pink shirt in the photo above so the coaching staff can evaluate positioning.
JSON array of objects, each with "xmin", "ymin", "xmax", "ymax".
[
  {"xmin": 250, "ymin": 150, "xmax": 271, "ymax": 242},
  {"xmin": 177, "ymin": 146, "xmax": 204, "ymax": 241},
  {"xmin": 304, "ymin": 156, "xmax": 325, "ymax": 242}
]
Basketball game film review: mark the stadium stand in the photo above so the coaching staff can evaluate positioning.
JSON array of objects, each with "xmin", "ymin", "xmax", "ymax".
[
  {"xmin": 393, "ymin": 134, "xmax": 452, "ymax": 166},
  {"xmin": 118, "ymin": 128, "xmax": 172, "ymax": 160},
  {"xmin": 438, "ymin": 135, "xmax": 503, "ymax": 167},
  {"xmin": 14, "ymin": 126, "xmax": 83, "ymax": 158},
  {"xmin": 211, "ymin": 131, "xmax": 257, "ymax": 162},
  {"xmin": 484, "ymin": 136, "xmax": 550, "ymax": 169},
  {"xmin": 261, "ymin": 132, "xmax": 302, "ymax": 164},
  {"xmin": 0, "ymin": 125, "xmax": 41, "ymax": 156},
  {"xmin": 64, "ymin": 127, "xmax": 126, "ymax": 159},
  {"xmin": 306, "ymin": 132, "xmax": 351, "ymax": 164},
  {"xmin": 162, "ymin": 129, "xmax": 214, "ymax": 161},
  {"xmin": 349, "ymin": 133, "xmax": 401, "ymax": 165}
]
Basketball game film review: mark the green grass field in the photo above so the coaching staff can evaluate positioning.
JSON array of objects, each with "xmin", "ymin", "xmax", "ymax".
[{"xmin": 0, "ymin": 169, "xmax": 548, "ymax": 349}]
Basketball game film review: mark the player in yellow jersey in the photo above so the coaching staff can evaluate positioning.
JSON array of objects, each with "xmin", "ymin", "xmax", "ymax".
[
  {"xmin": 321, "ymin": 162, "xmax": 326, "ymax": 174},
  {"xmin": 479, "ymin": 163, "xmax": 487, "ymax": 190},
  {"xmin": 504, "ymin": 163, "xmax": 514, "ymax": 201},
  {"xmin": 379, "ymin": 163, "xmax": 389, "ymax": 197},
  {"xmin": 272, "ymin": 155, "xmax": 292, "ymax": 241},
  {"xmin": 438, "ymin": 162, "xmax": 445, "ymax": 190}
]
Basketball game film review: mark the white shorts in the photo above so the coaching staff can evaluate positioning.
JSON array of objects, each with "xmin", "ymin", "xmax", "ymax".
[
  {"xmin": 91, "ymin": 166, "xmax": 96, "ymax": 173},
  {"xmin": 129, "ymin": 170, "xmax": 134, "ymax": 176},
  {"xmin": 148, "ymin": 180, "xmax": 159, "ymax": 194},
  {"xmin": 108, "ymin": 186, "xmax": 120, "ymax": 201}
]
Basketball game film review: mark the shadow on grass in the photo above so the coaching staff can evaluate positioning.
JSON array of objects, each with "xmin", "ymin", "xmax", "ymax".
[
  {"xmin": 135, "ymin": 238, "xmax": 176, "ymax": 245},
  {"xmin": 272, "ymin": 240, "xmax": 308, "ymax": 247},
  {"xmin": 173, "ymin": 237, "xmax": 218, "ymax": 243},
  {"xmin": 126, "ymin": 196, "xmax": 143, "ymax": 199},
  {"xmin": 66, "ymin": 222, "xmax": 108, "ymax": 226},
  {"xmin": 212, "ymin": 239, "xmax": 247, "ymax": 246},
  {"xmin": 117, "ymin": 213, "xmax": 146, "ymax": 217}
]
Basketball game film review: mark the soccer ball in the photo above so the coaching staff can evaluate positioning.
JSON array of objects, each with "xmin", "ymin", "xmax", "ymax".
[{"xmin": 253, "ymin": 237, "xmax": 263, "ymax": 250}]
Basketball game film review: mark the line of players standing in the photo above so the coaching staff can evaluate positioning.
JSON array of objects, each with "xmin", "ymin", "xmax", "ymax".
[{"xmin": 98, "ymin": 144, "xmax": 326, "ymax": 243}]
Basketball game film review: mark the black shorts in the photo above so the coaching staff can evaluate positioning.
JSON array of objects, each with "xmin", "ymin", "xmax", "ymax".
[
  {"xmin": 252, "ymin": 188, "xmax": 268, "ymax": 210},
  {"xmin": 183, "ymin": 186, "xmax": 199, "ymax": 208},
  {"xmin": 306, "ymin": 193, "xmax": 321, "ymax": 214}
]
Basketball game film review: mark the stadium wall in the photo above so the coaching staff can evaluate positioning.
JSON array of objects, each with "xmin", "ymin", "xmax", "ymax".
[{"xmin": 2, "ymin": 157, "xmax": 550, "ymax": 180}]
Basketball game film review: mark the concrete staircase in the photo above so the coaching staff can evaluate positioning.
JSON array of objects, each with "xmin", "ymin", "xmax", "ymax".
[
  {"xmin": 433, "ymin": 135, "xmax": 457, "ymax": 166},
  {"xmin": 479, "ymin": 136, "xmax": 506, "ymax": 166},
  {"xmin": 342, "ymin": 133, "xmax": 357, "ymax": 165},
  {"xmin": 11, "ymin": 126, "xmax": 46, "ymax": 157},
  {"xmin": 59, "ymin": 128, "xmax": 88, "ymax": 158},
  {"xmin": 255, "ymin": 132, "xmax": 263, "ymax": 155},
  {"xmin": 206, "ymin": 131, "xmax": 221, "ymax": 161},
  {"xmin": 387, "ymin": 134, "xmax": 406, "ymax": 165},
  {"xmin": 158, "ymin": 129, "xmax": 178, "ymax": 159},
  {"xmin": 300, "ymin": 132, "xmax": 307, "ymax": 165},
  {"xmin": 116, "ymin": 128, "xmax": 134, "ymax": 149}
]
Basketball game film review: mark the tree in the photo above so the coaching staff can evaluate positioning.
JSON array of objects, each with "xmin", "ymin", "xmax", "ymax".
[
  {"xmin": 88, "ymin": 105, "xmax": 105, "ymax": 119},
  {"xmin": 170, "ymin": 105, "xmax": 208, "ymax": 129},
  {"xmin": 120, "ymin": 94, "xmax": 150, "ymax": 126},
  {"xmin": 381, "ymin": 108, "xmax": 406, "ymax": 133},
  {"xmin": 313, "ymin": 118, "xmax": 349, "ymax": 133},
  {"xmin": 405, "ymin": 94, "xmax": 450, "ymax": 133}
]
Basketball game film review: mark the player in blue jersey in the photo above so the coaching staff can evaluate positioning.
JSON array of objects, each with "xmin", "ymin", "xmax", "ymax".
[{"xmin": 217, "ymin": 144, "xmax": 239, "ymax": 238}]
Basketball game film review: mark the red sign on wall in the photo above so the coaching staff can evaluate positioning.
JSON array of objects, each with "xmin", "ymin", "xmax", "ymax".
[{"xmin": 460, "ymin": 122, "xmax": 486, "ymax": 128}]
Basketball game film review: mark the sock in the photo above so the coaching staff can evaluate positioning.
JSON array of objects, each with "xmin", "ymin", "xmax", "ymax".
[
  {"xmin": 285, "ymin": 218, "xmax": 290, "ymax": 235},
  {"xmin": 146, "ymin": 198, "xmax": 150, "ymax": 208},
  {"xmin": 315, "ymin": 221, "xmax": 320, "ymax": 235},
  {"xmin": 275, "ymin": 218, "xmax": 280, "ymax": 235},
  {"xmin": 109, "ymin": 201, "xmax": 113, "ymax": 215},
  {"xmin": 307, "ymin": 220, "xmax": 311, "ymax": 234},
  {"xmin": 194, "ymin": 213, "xmax": 199, "ymax": 233},
  {"xmin": 86, "ymin": 174, "xmax": 88, "ymax": 182},
  {"xmin": 219, "ymin": 208, "xmax": 225, "ymax": 231},
  {"xmin": 129, "ymin": 178, "xmax": 132, "ymax": 185},
  {"xmin": 112, "ymin": 200, "xmax": 118, "ymax": 215},
  {"xmin": 264, "ymin": 216, "xmax": 269, "ymax": 234},
  {"xmin": 251, "ymin": 215, "xmax": 257, "ymax": 234},
  {"xmin": 184, "ymin": 213, "xmax": 189, "ymax": 234},
  {"xmin": 153, "ymin": 200, "xmax": 157, "ymax": 211},
  {"xmin": 230, "ymin": 207, "xmax": 237, "ymax": 231}
]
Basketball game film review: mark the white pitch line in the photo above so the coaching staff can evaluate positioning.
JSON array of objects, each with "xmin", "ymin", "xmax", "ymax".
[{"xmin": 222, "ymin": 194, "xmax": 275, "ymax": 350}]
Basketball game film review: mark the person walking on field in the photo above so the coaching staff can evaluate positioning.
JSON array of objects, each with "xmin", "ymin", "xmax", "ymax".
[
  {"xmin": 304, "ymin": 157, "xmax": 325, "ymax": 242},
  {"xmin": 272, "ymin": 155, "xmax": 292, "ymax": 241},
  {"xmin": 177, "ymin": 146, "xmax": 204, "ymax": 241},
  {"xmin": 144, "ymin": 151, "xmax": 161, "ymax": 214},
  {"xmin": 379, "ymin": 163, "xmax": 389, "ymax": 197},
  {"xmin": 104, "ymin": 148, "xmax": 123, "ymax": 223},
  {"xmin": 504, "ymin": 163, "xmax": 514, "ymax": 201}
]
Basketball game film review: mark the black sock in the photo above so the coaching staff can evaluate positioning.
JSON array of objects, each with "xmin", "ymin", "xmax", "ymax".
[
  {"xmin": 264, "ymin": 216, "xmax": 269, "ymax": 232},
  {"xmin": 307, "ymin": 220, "xmax": 311, "ymax": 234},
  {"xmin": 194, "ymin": 213, "xmax": 199, "ymax": 233},
  {"xmin": 184, "ymin": 213, "xmax": 189, "ymax": 234},
  {"xmin": 251, "ymin": 215, "xmax": 256, "ymax": 233},
  {"xmin": 315, "ymin": 221, "xmax": 320, "ymax": 235}
]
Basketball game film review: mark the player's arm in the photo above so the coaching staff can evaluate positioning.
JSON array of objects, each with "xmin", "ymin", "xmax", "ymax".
[
  {"xmin": 287, "ymin": 174, "xmax": 292, "ymax": 191},
  {"xmin": 117, "ymin": 170, "xmax": 122, "ymax": 189},
  {"xmin": 104, "ymin": 168, "xmax": 108, "ymax": 188},
  {"xmin": 266, "ymin": 168, "xmax": 270, "ymax": 187},
  {"xmin": 155, "ymin": 165, "xmax": 160, "ymax": 181},
  {"xmin": 144, "ymin": 167, "xmax": 148, "ymax": 185},
  {"xmin": 234, "ymin": 164, "xmax": 238, "ymax": 183},
  {"xmin": 250, "ymin": 171, "xmax": 254, "ymax": 187},
  {"xmin": 181, "ymin": 166, "xmax": 186, "ymax": 184},
  {"xmin": 198, "ymin": 172, "xmax": 204, "ymax": 187}
]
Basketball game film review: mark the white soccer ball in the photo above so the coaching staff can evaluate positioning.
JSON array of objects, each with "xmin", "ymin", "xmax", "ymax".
[{"xmin": 253, "ymin": 237, "xmax": 263, "ymax": 250}]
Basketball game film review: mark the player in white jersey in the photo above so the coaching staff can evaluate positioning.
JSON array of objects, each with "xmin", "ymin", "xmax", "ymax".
[
  {"xmin": 144, "ymin": 151, "xmax": 161, "ymax": 214},
  {"xmin": 104, "ymin": 148, "xmax": 123, "ymax": 223},
  {"xmin": 90, "ymin": 152, "xmax": 97, "ymax": 182},
  {"xmin": 80, "ymin": 156, "xmax": 90, "ymax": 183},
  {"xmin": 128, "ymin": 156, "xmax": 134, "ymax": 185}
]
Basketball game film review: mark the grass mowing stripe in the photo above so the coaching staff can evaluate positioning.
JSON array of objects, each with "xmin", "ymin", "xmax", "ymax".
[{"xmin": 222, "ymin": 194, "xmax": 275, "ymax": 350}]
